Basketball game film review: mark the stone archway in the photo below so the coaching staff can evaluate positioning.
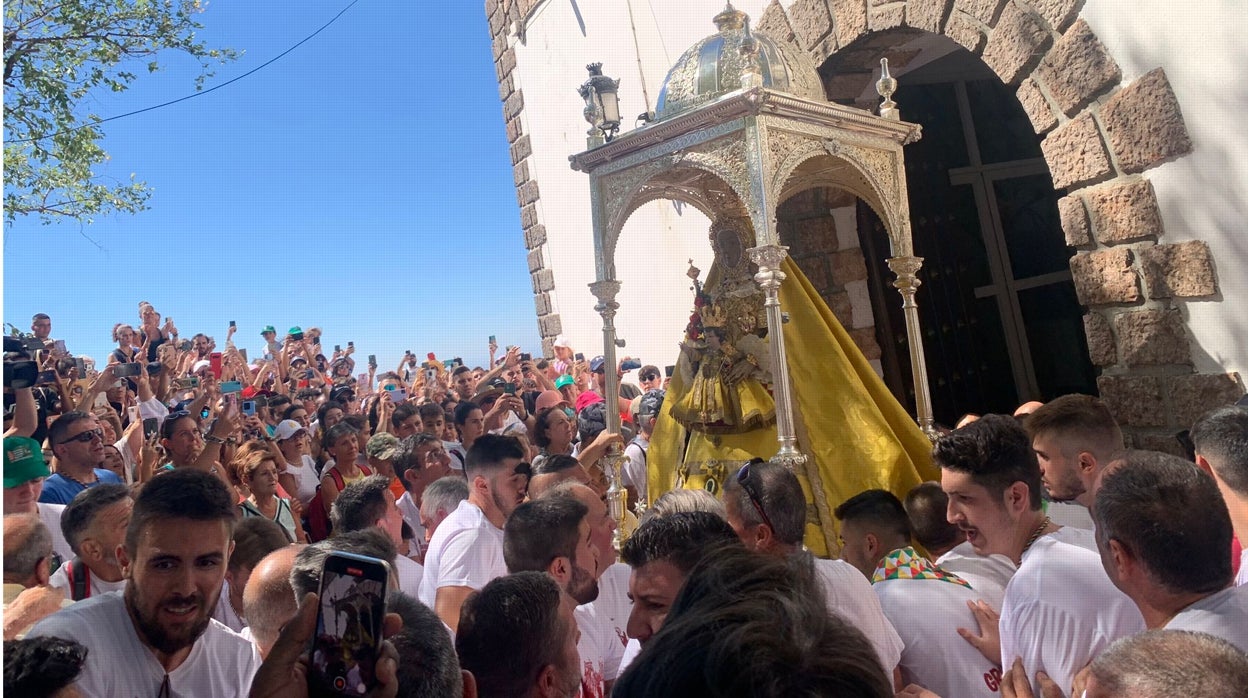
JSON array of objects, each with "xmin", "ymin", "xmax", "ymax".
[{"xmin": 746, "ymin": 0, "xmax": 1240, "ymax": 448}]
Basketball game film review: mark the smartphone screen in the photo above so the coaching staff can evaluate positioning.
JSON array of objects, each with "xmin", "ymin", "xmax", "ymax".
[
  {"xmin": 229, "ymin": 320, "xmax": 236, "ymax": 328},
  {"xmin": 390, "ymin": 389, "xmax": 407, "ymax": 404},
  {"xmin": 503, "ymin": 382, "xmax": 517, "ymax": 395},
  {"xmin": 113, "ymin": 363, "xmax": 142, "ymax": 378},
  {"xmin": 575, "ymin": 353, "xmax": 585, "ymax": 362},
  {"xmin": 368, "ymin": 355, "xmax": 377, "ymax": 368},
  {"xmin": 126, "ymin": 406, "xmax": 140, "ymax": 424},
  {"xmin": 142, "ymin": 417, "xmax": 159, "ymax": 440},
  {"xmin": 35, "ymin": 370, "xmax": 59, "ymax": 386},
  {"xmin": 241, "ymin": 400, "xmax": 256, "ymax": 417},
  {"xmin": 312, "ymin": 552, "xmax": 390, "ymax": 695},
  {"xmin": 665, "ymin": 365, "xmax": 675, "ymax": 378},
  {"xmin": 209, "ymin": 352, "xmax": 223, "ymax": 379},
  {"xmin": 220, "ymin": 380, "xmax": 243, "ymax": 394},
  {"xmin": 52, "ymin": 339, "xmax": 68, "ymax": 355}
]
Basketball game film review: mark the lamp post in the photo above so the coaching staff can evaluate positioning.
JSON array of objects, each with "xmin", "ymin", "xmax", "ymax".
[{"xmin": 578, "ymin": 63, "xmax": 621, "ymax": 148}]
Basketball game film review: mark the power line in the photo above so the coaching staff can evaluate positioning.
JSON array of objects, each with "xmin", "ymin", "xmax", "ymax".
[{"xmin": 9, "ymin": 0, "xmax": 362, "ymax": 145}]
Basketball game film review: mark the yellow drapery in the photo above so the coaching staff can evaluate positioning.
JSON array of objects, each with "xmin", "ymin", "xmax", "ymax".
[{"xmin": 648, "ymin": 256, "xmax": 937, "ymax": 556}]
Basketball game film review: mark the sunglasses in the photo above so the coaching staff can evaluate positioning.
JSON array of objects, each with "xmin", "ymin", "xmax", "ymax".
[
  {"xmin": 736, "ymin": 462, "xmax": 775, "ymax": 533},
  {"xmin": 59, "ymin": 428, "xmax": 104, "ymax": 445}
]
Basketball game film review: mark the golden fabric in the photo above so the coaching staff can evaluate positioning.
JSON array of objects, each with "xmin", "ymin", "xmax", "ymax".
[
  {"xmin": 649, "ymin": 257, "xmax": 937, "ymax": 556},
  {"xmin": 668, "ymin": 343, "xmax": 776, "ymax": 434}
]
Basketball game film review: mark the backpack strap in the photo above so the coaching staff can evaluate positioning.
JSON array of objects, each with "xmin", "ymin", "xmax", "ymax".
[
  {"xmin": 66, "ymin": 557, "xmax": 90, "ymax": 601},
  {"xmin": 359, "ymin": 463, "xmax": 373, "ymax": 476},
  {"xmin": 328, "ymin": 468, "xmax": 346, "ymax": 491}
]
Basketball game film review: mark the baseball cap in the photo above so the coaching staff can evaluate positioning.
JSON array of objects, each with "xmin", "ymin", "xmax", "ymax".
[
  {"xmin": 261, "ymin": 325, "xmax": 276, "ymax": 335},
  {"xmin": 4, "ymin": 436, "xmax": 51, "ymax": 488},
  {"xmin": 273, "ymin": 420, "xmax": 307, "ymax": 441},
  {"xmin": 639, "ymin": 389, "xmax": 666, "ymax": 419},
  {"xmin": 366, "ymin": 432, "xmax": 401, "ymax": 461},
  {"xmin": 535, "ymin": 390, "xmax": 569, "ymax": 413},
  {"xmin": 191, "ymin": 359, "xmax": 211, "ymax": 373},
  {"xmin": 590, "ymin": 356, "xmax": 606, "ymax": 373},
  {"xmin": 554, "ymin": 374, "xmax": 575, "ymax": 390},
  {"xmin": 553, "ymin": 335, "xmax": 571, "ymax": 349},
  {"xmin": 575, "ymin": 391, "xmax": 604, "ymax": 413},
  {"xmin": 289, "ymin": 326, "xmax": 303, "ymax": 336}
]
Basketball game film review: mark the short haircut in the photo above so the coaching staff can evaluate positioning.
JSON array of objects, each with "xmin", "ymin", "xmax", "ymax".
[
  {"xmin": 503, "ymin": 497, "xmax": 588, "ymax": 574},
  {"xmin": 453, "ymin": 401, "xmax": 480, "ymax": 426},
  {"xmin": 1094, "ymin": 450, "xmax": 1232, "ymax": 594},
  {"xmin": 124, "ymin": 469, "xmax": 236, "ymax": 555},
  {"xmin": 640, "ymin": 489, "xmax": 727, "ymax": 524},
  {"xmin": 290, "ymin": 528, "xmax": 397, "ymax": 597},
  {"xmin": 420, "ymin": 476, "xmax": 469, "ymax": 520},
  {"xmin": 933, "ymin": 414, "xmax": 1042, "ymax": 510},
  {"xmin": 620, "ymin": 511, "xmax": 742, "ymax": 575},
  {"xmin": 31, "ymin": 313, "xmax": 50, "ymax": 322},
  {"xmin": 1025, "ymin": 394, "xmax": 1124, "ymax": 458},
  {"xmin": 1087, "ymin": 630, "xmax": 1248, "ymax": 697},
  {"xmin": 330, "ymin": 475, "xmax": 392, "ymax": 534},
  {"xmin": 456, "ymin": 572, "xmax": 567, "ymax": 697},
  {"xmin": 46, "ymin": 410, "xmax": 93, "ymax": 449},
  {"xmin": 722, "ymin": 460, "xmax": 807, "ymax": 545},
  {"xmin": 229, "ymin": 517, "xmax": 290, "ymax": 572},
  {"xmin": 904, "ymin": 482, "xmax": 962, "ymax": 553},
  {"xmin": 532, "ymin": 408, "xmax": 562, "ymax": 449},
  {"xmin": 1190, "ymin": 405, "xmax": 1248, "ymax": 495},
  {"xmin": 833, "ymin": 489, "xmax": 912, "ymax": 543},
  {"xmin": 322, "ymin": 421, "xmax": 358, "ymax": 450},
  {"xmin": 418, "ymin": 403, "xmax": 444, "ymax": 423},
  {"xmin": 316, "ymin": 400, "xmax": 345, "ymax": 427},
  {"xmin": 280, "ymin": 404, "xmax": 306, "ymax": 421},
  {"xmin": 638, "ymin": 365, "xmax": 661, "ymax": 382},
  {"xmin": 532, "ymin": 453, "xmax": 580, "ymax": 476},
  {"xmin": 60, "ymin": 483, "xmax": 131, "ymax": 556},
  {"xmin": 267, "ymin": 395, "xmax": 291, "ymax": 413},
  {"xmin": 3, "ymin": 636, "xmax": 88, "ymax": 696},
  {"xmin": 613, "ymin": 546, "xmax": 893, "ymax": 697},
  {"xmin": 386, "ymin": 591, "xmax": 464, "ymax": 698},
  {"xmin": 243, "ymin": 546, "xmax": 300, "ymax": 656},
  {"xmin": 3, "ymin": 513, "xmax": 52, "ymax": 579},
  {"xmin": 464, "ymin": 434, "xmax": 525, "ymax": 478},
  {"xmin": 391, "ymin": 403, "xmax": 419, "ymax": 430},
  {"xmin": 392, "ymin": 433, "xmax": 442, "ymax": 490},
  {"xmin": 231, "ymin": 441, "xmax": 277, "ymax": 484}
]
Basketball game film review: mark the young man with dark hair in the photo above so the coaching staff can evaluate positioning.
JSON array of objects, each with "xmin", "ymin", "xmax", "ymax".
[
  {"xmin": 723, "ymin": 460, "xmax": 903, "ymax": 684},
  {"xmin": 31, "ymin": 469, "xmax": 260, "ymax": 695},
  {"xmin": 1094, "ymin": 450, "xmax": 1248, "ymax": 651},
  {"xmin": 937, "ymin": 414, "xmax": 1143, "ymax": 696},
  {"xmin": 289, "ymin": 528, "xmax": 398, "ymax": 599},
  {"xmin": 386, "ymin": 591, "xmax": 475, "ymax": 698},
  {"xmin": 836, "ymin": 489, "xmax": 1000, "ymax": 697},
  {"xmin": 331, "ymin": 474, "xmax": 423, "ymax": 596},
  {"xmin": 418, "ymin": 434, "xmax": 527, "ymax": 633},
  {"xmin": 392, "ymin": 433, "xmax": 455, "ymax": 559},
  {"xmin": 456, "ymin": 571, "xmax": 581, "ymax": 698},
  {"xmin": 903, "ymin": 481, "xmax": 1013, "ymax": 607},
  {"xmin": 49, "ymin": 483, "xmax": 132, "ymax": 600},
  {"xmin": 390, "ymin": 402, "xmax": 423, "ymax": 439},
  {"xmin": 211, "ymin": 517, "xmax": 289, "ymax": 634},
  {"xmin": 1025, "ymin": 393, "xmax": 1123, "ymax": 510},
  {"xmin": 39, "ymin": 411, "xmax": 124, "ymax": 504},
  {"xmin": 1190, "ymin": 405, "xmax": 1248, "ymax": 587}
]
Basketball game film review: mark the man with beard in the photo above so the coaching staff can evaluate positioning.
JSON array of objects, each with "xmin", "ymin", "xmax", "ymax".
[
  {"xmin": 418, "ymin": 434, "xmax": 528, "ymax": 633},
  {"xmin": 30, "ymin": 469, "xmax": 260, "ymax": 695},
  {"xmin": 38, "ymin": 412, "xmax": 124, "ymax": 505},
  {"xmin": 504, "ymin": 497, "xmax": 607, "ymax": 697},
  {"xmin": 1025, "ymin": 394, "xmax": 1123, "ymax": 510}
]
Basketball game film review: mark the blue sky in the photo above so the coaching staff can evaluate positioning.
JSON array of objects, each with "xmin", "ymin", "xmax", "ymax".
[{"xmin": 4, "ymin": 1, "xmax": 542, "ymax": 372}]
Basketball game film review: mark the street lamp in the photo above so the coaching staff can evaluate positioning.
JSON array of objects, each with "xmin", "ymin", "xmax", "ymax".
[{"xmin": 578, "ymin": 63, "xmax": 621, "ymax": 147}]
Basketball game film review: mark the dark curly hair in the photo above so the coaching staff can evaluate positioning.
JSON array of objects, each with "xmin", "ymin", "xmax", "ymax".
[
  {"xmin": 932, "ymin": 413, "xmax": 1042, "ymax": 510},
  {"xmin": 4, "ymin": 636, "xmax": 88, "ymax": 696}
]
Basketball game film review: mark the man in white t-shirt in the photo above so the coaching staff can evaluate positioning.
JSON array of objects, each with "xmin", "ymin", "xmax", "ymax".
[
  {"xmin": 1094, "ymin": 449, "xmax": 1248, "ymax": 652},
  {"xmin": 30, "ymin": 469, "xmax": 261, "ymax": 696},
  {"xmin": 903, "ymin": 481, "xmax": 1014, "ymax": 609},
  {"xmin": 49, "ymin": 482, "xmax": 132, "ymax": 601},
  {"xmin": 330, "ymin": 474, "xmax": 423, "ymax": 597},
  {"xmin": 622, "ymin": 389, "xmax": 663, "ymax": 508},
  {"xmin": 504, "ymin": 496, "xmax": 611, "ymax": 698},
  {"xmin": 722, "ymin": 460, "xmax": 904, "ymax": 682},
  {"xmin": 836, "ymin": 488, "xmax": 1004, "ymax": 697},
  {"xmin": 937, "ymin": 415, "xmax": 1144, "ymax": 697},
  {"xmin": 418, "ymin": 434, "xmax": 527, "ymax": 633},
  {"xmin": 393, "ymin": 433, "xmax": 455, "ymax": 554},
  {"xmin": 1190, "ymin": 405, "xmax": 1248, "ymax": 587},
  {"xmin": 1025, "ymin": 394, "xmax": 1124, "ymax": 511}
]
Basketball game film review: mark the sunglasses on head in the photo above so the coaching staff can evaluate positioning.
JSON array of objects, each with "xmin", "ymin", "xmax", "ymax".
[
  {"xmin": 737, "ymin": 461, "xmax": 776, "ymax": 533},
  {"xmin": 59, "ymin": 428, "xmax": 103, "ymax": 445}
]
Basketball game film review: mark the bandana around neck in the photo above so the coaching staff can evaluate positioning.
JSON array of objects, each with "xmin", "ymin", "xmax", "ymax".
[{"xmin": 872, "ymin": 546, "xmax": 972, "ymax": 589}]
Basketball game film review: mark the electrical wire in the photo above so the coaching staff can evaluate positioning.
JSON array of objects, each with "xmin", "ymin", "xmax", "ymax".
[{"xmin": 9, "ymin": 0, "xmax": 362, "ymax": 144}]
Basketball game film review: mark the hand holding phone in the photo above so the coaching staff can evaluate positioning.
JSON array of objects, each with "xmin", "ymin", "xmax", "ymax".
[{"xmin": 311, "ymin": 552, "xmax": 390, "ymax": 695}]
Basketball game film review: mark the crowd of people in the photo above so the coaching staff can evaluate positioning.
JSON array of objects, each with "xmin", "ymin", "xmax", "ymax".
[{"xmin": 3, "ymin": 306, "xmax": 1248, "ymax": 697}]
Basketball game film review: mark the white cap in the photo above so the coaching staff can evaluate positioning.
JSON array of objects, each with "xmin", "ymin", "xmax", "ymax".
[
  {"xmin": 273, "ymin": 420, "xmax": 307, "ymax": 441},
  {"xmin": 553, "ymin": 335, "xmax": 571, "ymax": 349}
]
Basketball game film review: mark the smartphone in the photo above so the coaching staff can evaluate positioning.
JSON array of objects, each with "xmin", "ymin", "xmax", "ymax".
[
  {"xmin": 368, "ymin": 355, "xmax": 377, "ymax": 369},
  {"xmin": 209, "ymin": 352, "xmax": 223, "ymax": 379},
  {"xmin": 127, "ymin": 406, "xmax": 140, "ymax": 424},
  {"xmin": 220, "ymin": 380, "xmax": 243, "ymax": 394},
  {"xmin": 35, "ymin": 369, "xmax": 59, "ymax": 386},
  {"xmin": 201, "ymin": 407, "xmax": 211, "ymax": 420},
  {"xmin": 305, "ymin": 369, "xmax": 315, "ymax": 379},
  {"xmin": 229, "ymin": 320, "xmax": 236, "ymax": 328},
  {"xmin": 335, "ymin": 344, "xmax": 341, "ymax": 353},
  {"xmin": 183, "ymin": 376, "xmax": 201, "ymax": 389},
  {"xmin": 241, "ymin": 400, "xmax": 256, "ymax": 417},
  {"xmin": 146, "ymin": 361, "xmax": 163, "ymax": 376},
  {"xmin": 574, "ymin": 352, "xmax": 585, "ymax": 362},
  {"xmin": 348, "ymin": 341, "xmax": 354, "ymax": 348},
  {"xmin": 113, "ymin": 363, "xmax": 143, "ymax": 378},
  {"xmin": 489, "ymin": 335, "xmax": 496, "ymax": 344},
  {"xmin": 142, "ymin": 417, "xmax": 160, "ymax": 440},
  {"xmin": 291, "ymin": 331, "xmax": 304, "ymax": 342},
  {"xmin": 503, "ymin": 382, "xmax": 517, "ymax": 395},
  {"xmin": 389, "ymin": 389, "xmax": 407, "ymax": 403},
  {"xmin": 52, "ymin": 339, "xmax": 68, "ymax": 355},
  {"xmin": 520, "ymin": 353, "xmax": 531, "ymax": 362},
  {"xmin": 311, "ymin": 552, "xmax": 390, "ymax": 695},
  {"xmin": 665, "ymin": 365, "xmax": 675, "ymax": 378},
  {"xmin": 425, "ymin": 367, "xmax": 437, "ymax": 383},
  {"xmin": 74, "ymin": 358, "xmax": 87, "ymax": 375},
  {"xmin": 620, "ymin": 358, "xmax": 642, "ymax": 371}
]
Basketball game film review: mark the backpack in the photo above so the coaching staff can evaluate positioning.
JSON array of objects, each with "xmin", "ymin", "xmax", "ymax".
[
  {"xmin": 304, "ymin": 463, "xmax": 373, "ymax": 542},
  {"xmin": 63, "ymin": 557, "xmax": 91, "ymax": 601}
]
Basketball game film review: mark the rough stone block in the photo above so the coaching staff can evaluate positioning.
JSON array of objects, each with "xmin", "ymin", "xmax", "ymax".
[
  {"xmin": 1069, "ymin": 248, "xmax": 1140, "ymax": 306},
  {"xmin": 788, "ymin": 0, "xmax": 834, "ymax": 50},
  {"xmin": 830, "ymin": 0, "xmax": 868, "ymax": 48},
  {"xmin": 1087, "ymin": 179, "xmax": 1164, "ymax": 244},
  {"xmin": 945, "ymin": 11, "xmax": 986, "ymax": 53},
  {"xmin": 532, "ymin": 269, "xmax": 555, "ymax": 294},
  {"xmin": 757, "ymin": 0, "xmax": 797, "ymax": 42},
  {"xmin": 954, "ymin": 0, "xmax": 1007, "ymax": 25},
  {"xmin": 1016, "ymin": 77, "xmax": 1057, "ymax": 134},
  {"xmin": 906, "ymin": 0, "xmax": 952, "ymax": 33},
  {"xmin": 509, "ymin": 134, "xmax": 531, "ymax": 165},
  {"xmin": 1083, "ymin": 312, "xmax": 1116, "ymax": 366},
  {"xmin": 1035, "ymin": 20, "xmax": 1121, "ymax": 115},
  {"xmin": 516, "ymin": 180, "xmax": 540, "ymax": 207},
  {"xmin": 527, "ymin": 248, "xmax": 544, "ymax": 273},
  {"xmin": 524, "ymin": 224, "xmax": 547, "ymax": 249},
  {"xmin": 488, "ymin": 6, "xmax": 505, "ymax": 37},
  {"xmin": 831, "ymin": 249, "xmax": 869, "ymax": 285},
  {"xmin": 1101, "ymin": 68, "xmax": 1193, "ymax": 174},
  {"xmin": 503, "ymin": 89, "xmax": 524, "ymax": 120},
  {"xmin": 533, "ymin": 292, "xmax": 551, "ymax": 318},
  {"xmin": 869, "ymin": 3, "xmax": 906, "ymax": 30},
  {"xmin": 505, "ymin": 116, "xmax": 522, "ymax": 144},
  {"xmin": 538, "ymin": 313, "xmax": 563, "ymax": 338},
  {"xmin": 1029, "ymin": 0, "xmax": 1081, "ymax": 30},
  {"xmin": 981, "ymin": 3, "xmax": 1052, "ymax": 85},
  {"xmin": 513, "ymin": 160, "xmax": 529, "ymax": 187},
  {"xmin": 1114, "ymin": 309, "xmax": 1190, "ymax": 366},
  {"xmin": 498, "ymin": 73, "xmax": 513, "ymax": 102},
  {"xmin": 792, "ymin": 217, "xmax": 839, "ymax": 254},
  {"xmin": 485, "ymin": 0, "xmax": 500, "ymax": 20},
  {"xmin": 1139, "ymin": 241, "xmax": 1217, "ymax": 299},
  {"xmin": 823, "ymin": 71, "xmax": 875, "ymax": 102},
  {"xmin": 1041, "ymin": 113, "xmax": 1113, "ymax": 190},
  {"xmin": 849, "ymin": 327, "xmax": 883, "ymax": 360},
  {"xmin": 1166, "ymin": 373, "xmax": 1246, "ymax": 429},
  {"xmin": 1058, "ymin": 195, "xmax": 1091, "ymax": 246},
  {"xmin": 1132, "ymin": 433, "xmax": 1189, "ymax": 459},
  {"xmin": 519, "ymin": 203, "xmax": 537, "ymax": 230},
  {"xmin": 496, "ymin": 48, "xmax": 516, "ymax": 82},
  {"xmin": 797, "ymin": 257, "xmax": 830, "ymax": 291},
  {"xmin": 492, "ymin": 32, "xmax": 507, "ymax": 63},
  {"xmin": 1097, "ymin": 375, "xmax": 1167, "ymax": 427}
]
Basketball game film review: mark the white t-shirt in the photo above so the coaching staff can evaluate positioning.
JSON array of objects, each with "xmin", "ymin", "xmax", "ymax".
[
  {"xmin": 211, "ymin": 579, "xmax": 246, "ymax": 633},
  {"xmin": 1165, "ymin": 585, "xmax": 1248, "ymax": 652},
  {"xmin": 1237, "ymin": 549, "xmax": 1248, "ymax": 587},
  {"xmin": 936, "ymin": 541, "xmax": 1016, "ymax": 611},
  {"xmin": 393, "ymin": 553, "xmax": 424, "ymax": 598},
  {"xmin": 283, "ymin": 455, "xmax": 321, "ymax": 507},
  {"xmin": 999, "ymin": 535, "xmax": 1145, "ymax": 697},
  {"xmin": 49, "ymin": 563, "xmax": 126, "ymax": 600},
  {"xmin": 30, "ymin": 591, "xmax": 261, "ymax": 697},
  {"xmin": 417, "ymin": 500, "xmax": 507, "ymax": 609},
  {"xmin": 621, "ymin": 437, "xmax": 648, "ymax": 503},
  {"xmin": 37, "ymin": 502, "xmax": 74, "ymax": 562},
  {"xmin": 576, "ymin": 562, "xmax": 631, "ymax": 681},
  {"xmin": 813, "ymin": 557, "xmax": 904, "ymax": 673},
  {"xmin": 874, "ymin": 574, "xmax": 1003, "ymax": 697},
  {"xmin": 575, "ymin": 605, "xmax": 612, "ymax": 698},
  {"xmin": 396, "ymin": 490, "xmax": 427, "ymax": 550},
  {"xmin": 1044, "ymin": 500, "xmax": 1095, "ymax": 530}
]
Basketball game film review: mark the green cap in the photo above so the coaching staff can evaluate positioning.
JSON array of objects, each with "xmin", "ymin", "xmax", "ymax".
[
  {"xmin": 554, "ymin": 374, "xmax": 575, "ymax": 389},
  {"xmin": 288, "ymin": 326, "xmax": 303, "ymax": 335},
  {"xmin": 261, "ymin": 325, "xmax": 276, "ymax": 335},
  {"xmin": 4, "ymin": 436, "xmax": 51, "ymax": 488}
]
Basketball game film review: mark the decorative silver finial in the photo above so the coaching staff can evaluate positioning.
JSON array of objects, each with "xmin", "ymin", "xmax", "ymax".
[
  {"xmin": 876, "ymin": 58, "xmax": 898, "ymax": 120},
  {"xmin": 740, "ymin": 15, "xmax": 762, "ymax": 88}
]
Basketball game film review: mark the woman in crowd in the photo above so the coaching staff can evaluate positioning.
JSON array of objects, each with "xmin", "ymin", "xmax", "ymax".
[
  {"xmin": 235, "ymin": 442, "xmax": 306, "ymax": 543},
  {"xmin": 532, "ymin": 406, "xmax": 576, "ymax": 469},
  {"xmin": 317, "ymin": 422, "xmax": 372, "ymax": 515}
]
